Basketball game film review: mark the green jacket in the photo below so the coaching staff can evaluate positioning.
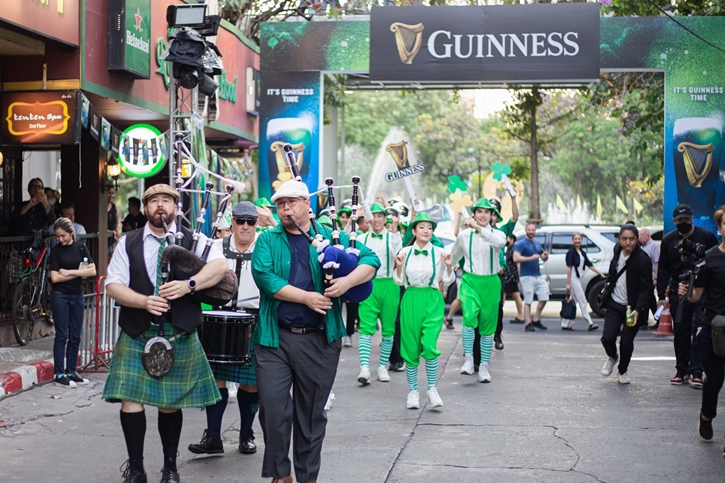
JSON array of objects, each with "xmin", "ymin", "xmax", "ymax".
[{"xmin": 252, "ymin": 222, "xmax": 381, "ymax": 347}]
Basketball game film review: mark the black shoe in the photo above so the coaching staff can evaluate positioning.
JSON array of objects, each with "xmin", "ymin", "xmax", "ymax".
[
  {"xmin": 699, "ymin": 413, "xmax": 713, "ymax": 441},
  {"xmin": 509, "ymin": 318, "xmax": 525, "ymax": 324},
  {"xmin": 121, "ymin": 460, "xmax": 148, "ymax": 483},
  {"xmin": 444, "ymin": 318, "xmax": 455, "ymax": 330},
  {"xmin": 525, "ymin": 324, "xmax": 535, "ymax": 332},
  {"xmin": 388, "ymin": 361, "xmax": 405, "ymax": 372},
  {"xmin": 239, "ymin": 429, "xmax": 257, "ymax": 454},
  {"xmin": 532, "ymin": 320, "xmax": 548, "ymax": 330},
  {"xmin": 650, "ymin": 322, "xmax": 659, "ymax": 331},
  {"xmin": 494, "ymin": 334, "xmax": 504, "ymax": 350},
  {"xmin": 159, "ymin": 467, "xmax": 180, "ymax": 483},
  {"xmin": 188, "ymin": 430, "xmax": 224, "ymax": 455},
  {"xmin": 67, "ymin": 372, "xmax": 89, "ymax": 384}
]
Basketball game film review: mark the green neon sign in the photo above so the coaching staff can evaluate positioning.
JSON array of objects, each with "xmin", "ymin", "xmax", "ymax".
[{"xmin": 118, "ymin": 123, "xmax": 166, "ymax": 178}]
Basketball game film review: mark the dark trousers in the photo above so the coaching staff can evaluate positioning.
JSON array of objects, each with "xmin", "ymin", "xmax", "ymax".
[
  {"xmin": 698, "ymin": 327, "xmax": 725, "ymax": 419},
  {"xmin": 670, "ymin": 295, "xmax": 703, "ymax": 376},
  {"xmin": 50, "ymin": 291, "xmax": 84, "ymax": 375},
  {"xmin": 345, "ymin": 302, "xmax": 359, "ymax": 337},
  {"xmin": 600, "ymin": 301, "xmax": 641, "ymax": 375},
  {"xmin": 389, "ymin": 287, "xmax": 405, "ymax": 365},
  {"xmin": 255, "ymin": 330, "xmax": 341, "ymax": 482}
]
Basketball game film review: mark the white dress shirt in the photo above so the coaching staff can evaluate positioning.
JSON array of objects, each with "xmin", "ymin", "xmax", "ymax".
[
  {"xmin": 213, "ymin": 236, "xmax": 259, "ymax": 310},
  {"xmin": 612, "ymin": 252, "xmax": 630, "ymax": 306},
  {"xmin": 450, "ymin": 226, "xmax": 506, "ymax": 276},
  {"xmin": 107, "ymin": 221, "xmax": 224, "ymax": 287},
  {"xmin": 359, "ymin": 229, "xmax": 402, "ymax": 279},
  {"xmin": 393, "ymin": 241, "xmax": 455, "ymax": 289}
]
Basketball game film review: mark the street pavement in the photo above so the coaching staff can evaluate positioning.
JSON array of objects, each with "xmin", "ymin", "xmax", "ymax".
[{"xmin": 1, "ymin": 313, "xmax": 723, "ymax": 483}]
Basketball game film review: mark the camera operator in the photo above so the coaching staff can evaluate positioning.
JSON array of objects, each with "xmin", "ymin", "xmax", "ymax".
[
  {"xmin": 658, "ymin": 204, "xmax": 718, "ymax": 387},
  {"xmin": 677, "ymin": 207, "xmax": 725, "ymax": 446}
]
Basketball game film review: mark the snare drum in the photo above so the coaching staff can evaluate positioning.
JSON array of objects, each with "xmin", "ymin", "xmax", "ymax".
[{"xmin": 199, "ymin": 310, "xmax": 257, "ymax": 365}]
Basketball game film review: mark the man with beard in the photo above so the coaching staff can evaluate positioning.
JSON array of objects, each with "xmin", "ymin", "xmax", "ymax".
[
  {"xmin": 658, "ymin": 204, "xmax": 718, "ymax": 388},
  {"xmin": 252, "ymin": 180, "xmax": 379, "ymax": 483},
  {"xmin": 103, "ymin": 184, "xmax": 228, "ymax": 483}
]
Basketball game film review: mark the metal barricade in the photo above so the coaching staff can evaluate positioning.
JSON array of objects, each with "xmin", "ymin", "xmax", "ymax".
[{"xmin": 79, "ymin": 276, "xmax": 120, "ymax": 373}]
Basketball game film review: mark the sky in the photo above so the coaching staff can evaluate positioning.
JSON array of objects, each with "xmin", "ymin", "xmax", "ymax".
[{"xmin": 466, "ymin": 89, "xmax": 513, "ymax": 119}]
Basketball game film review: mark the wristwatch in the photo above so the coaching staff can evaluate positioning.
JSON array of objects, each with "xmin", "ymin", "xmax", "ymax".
[{"xmin": 187, "ymin": 278, "xmax": 197, "ymax": 294}]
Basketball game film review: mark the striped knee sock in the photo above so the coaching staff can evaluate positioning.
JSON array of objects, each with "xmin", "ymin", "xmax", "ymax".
[
  {"xmin": 379, "ymin": 336, "xmax": 394, "ymax": 367},
  {"xmin": 405, "ymin": 364, "xmax": 418, "ymax": 391},
  {"xmin": 462, "ymin": 326, "xmax": 475, "ymax": 356},
  {"xmin": 358, "ymin": 334, "xmax": 372, "ymax": 368},
  {"xmin": 425, "ymin": 358, "xmax": 438, "ymax": 390},
  {"xmin": 480, "ymin": 335, "xmax": 494, "ymax": 364}
]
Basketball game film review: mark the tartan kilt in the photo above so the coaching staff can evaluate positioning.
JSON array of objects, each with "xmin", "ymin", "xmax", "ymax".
[
  {"xmin": 102, "ymin": 323, "xmax": 221, "ymax": 409},
  {"xmin": 209, "ymin": 342, "xmax": 257, "ymax": 386}
]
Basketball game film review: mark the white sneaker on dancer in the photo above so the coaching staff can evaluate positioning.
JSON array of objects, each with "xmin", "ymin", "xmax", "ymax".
[
  {"xmin": 460, "ymin": 354, "xmax": 474, "ymax": 375},
  {"xmin": 427, "ymin": 387, "xmax": 443, "ymax": 408},
  {"xmin": 357, "ymin": 366, "xmax": 371, "ymax": 385},
  {"xmin": 601, "ymin": 356, "xmax": 618, "ymax": 377},
  {"xmin": 618, "ymin": 372, "xmax": 631, "ymax": 384},
  {"xmin": 342, "ymin": 336, "xmax": 352, "ymax": 347},
  {"xmin": 406, "ymin": 390, "xmax": 420, "ymax": 409},
  {"xmin": 377, "ymin": 366, "xmax": 390, "ymax": 382},
  {"xmin": 478, "ymin": 362, "xmax": 491, "ymax": 383}
]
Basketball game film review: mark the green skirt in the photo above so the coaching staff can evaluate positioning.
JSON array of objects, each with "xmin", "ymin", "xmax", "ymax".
[
  {"xmin": 210, "ymin": 342, "xmax": 257, "ymax": 386},
  {"xmin": 103, "ymin": 323, "xmax": 221, "ymax": 409}
]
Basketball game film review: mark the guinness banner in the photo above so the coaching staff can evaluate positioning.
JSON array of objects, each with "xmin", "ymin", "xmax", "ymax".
[{"xmin": 370, "ymin": 4, "xmax": 600, "ymax": 83}]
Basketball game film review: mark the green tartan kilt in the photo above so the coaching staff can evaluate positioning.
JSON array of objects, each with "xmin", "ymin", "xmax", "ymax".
[
  {"xmin": 209, "ymin": 342, "xmax": 257, "ymax": 386},
  {"xmin": 102, "ymin": 323, "xmax": 221, "ymax": 409}
]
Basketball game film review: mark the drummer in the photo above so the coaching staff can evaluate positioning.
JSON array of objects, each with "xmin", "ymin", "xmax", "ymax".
[{"xmin": 188, "ymin": 201, "xmax": 261, "ymax": 457}]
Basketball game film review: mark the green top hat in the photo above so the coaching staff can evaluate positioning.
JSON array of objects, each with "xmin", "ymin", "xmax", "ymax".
[
  {"xmin": 473, "ymin": 197, "xmax": 500, "ymax": 219},
  {"xmin": 369, "ymin": 202, "xmax": 387, "ymax": 215},
  {"xmin": 337, "ymin": 206, "xmax": 352, "ymax": 215},
  {"xmin": 317, "ymin": 215, "xmax": 333, "ymax": 228},
  {"xmin": 253, "ymin": 197, "xmax": 274, "ymax": 208},
  {"xmin": 410, "ymin": 212, "xmax": 437, "ymax": 231}
]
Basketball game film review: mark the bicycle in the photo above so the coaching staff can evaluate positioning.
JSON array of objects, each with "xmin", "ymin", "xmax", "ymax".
[{"xmin": 11, "ymin": 235, "xmax": 54, "ymax": 345}]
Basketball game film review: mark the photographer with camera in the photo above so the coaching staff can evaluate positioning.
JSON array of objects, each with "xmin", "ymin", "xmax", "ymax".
[
  {"xmin": 658, "ymin": 204, "xmax": 718, "ymax": 387},
  {"xmin": 677, "ymin": 207, "xmax": 725, "ymax": 447}
]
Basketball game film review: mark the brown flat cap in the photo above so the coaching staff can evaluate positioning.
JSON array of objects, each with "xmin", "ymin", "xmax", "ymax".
[{"xmin": 142, "ymin": 184, "xmax": 179, "ymax": 205}]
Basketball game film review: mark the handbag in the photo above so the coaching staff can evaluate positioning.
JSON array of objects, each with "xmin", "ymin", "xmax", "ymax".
[
  {"xmin": 560, "ymin": 292, "xmax": 577, "ymax": 320},
  {"xmin": 599, "ymin": 262, "xmax": 628, "ymax": 308},
  {"xmin": 711, "ymin": 315, "xmax": 725, "ymax": 357}
]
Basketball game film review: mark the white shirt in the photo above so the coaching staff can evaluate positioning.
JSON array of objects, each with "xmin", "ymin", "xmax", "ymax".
[
  {"xmin": 213, "ymin": 235, "xmax": 259, "ymax": 310},
  {"xmin": 393, "ymin": 242, "xmax": 456, "ymax": 289},
  {"xmin": 612, "ymin": 252, "xmax": 630, "ymax": 306},
  {"xmin": 450, "ymin": 226, "xmax": 506, "ymax": 276},
  {"xmin": 107, "ymin": 222, "xmax": 224, "ymax": 287},
  {"xmin": 73, "ymin": 222, "xmax": 86, "ymax": 235},
  {"xmin": 641, "ymin": 240, "xmax": 660, "ymax": 280},
  {"xmin": 359, "ymin": 230, "xmax": 402, "ymax": 279}
]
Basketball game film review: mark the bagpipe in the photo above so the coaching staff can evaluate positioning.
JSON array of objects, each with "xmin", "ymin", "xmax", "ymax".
[{"xmin": 281, "ymin": 143, "xmax": 373, "ymax": 303}]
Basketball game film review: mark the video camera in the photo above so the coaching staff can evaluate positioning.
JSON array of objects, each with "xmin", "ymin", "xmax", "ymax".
[{"xmin": 678, "ymin": 237, "xmax": 707, "ymax": 261}]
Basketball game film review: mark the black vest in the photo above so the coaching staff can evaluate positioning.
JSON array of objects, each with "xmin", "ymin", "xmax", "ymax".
[{"xmin": 118, "ymin": 226, "xmax": 203, "ymax": 338}]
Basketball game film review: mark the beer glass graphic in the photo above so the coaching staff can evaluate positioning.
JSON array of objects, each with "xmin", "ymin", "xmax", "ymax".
[
  {"xmin": 266, "ymin": 118, "xmax": 312, "ymax": 183},
  {"xmin": 673, "ymin": 117, "xmax": 723, "ymax": 219}
]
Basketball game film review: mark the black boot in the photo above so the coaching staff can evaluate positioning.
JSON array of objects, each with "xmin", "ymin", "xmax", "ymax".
[
  {"xmin": 494, "ymin": 333, "xmax": 504, "ymax": 350},
  {"xmin": 238, "ymin": 428, "xmax": 257, "ymax": 454},
  {"xmin": 188, "ymin": 429, "xmax": 224, "ymax": 455},
  {"xmin": 121, "ymin": 460, "xmax": 147, "ymax": 483},
  {"xmin": 160, "ymin": 448, "xmax": 180, "ymax": 483}
]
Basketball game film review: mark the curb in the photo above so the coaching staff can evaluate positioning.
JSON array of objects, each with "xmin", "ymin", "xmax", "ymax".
[{"xmin": 0, "ymin": 360, "xmax": 54, "ymax": 396}]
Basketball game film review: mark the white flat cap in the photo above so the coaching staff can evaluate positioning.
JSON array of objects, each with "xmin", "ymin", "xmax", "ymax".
[{"xmin": 271, "ymin": 180, "xmax": 310, "ymax": 202}]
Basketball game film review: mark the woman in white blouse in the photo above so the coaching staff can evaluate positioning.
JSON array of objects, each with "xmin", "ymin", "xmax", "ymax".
[{"xmin": 394, "ymin": 213, "xmax": 455, "ymax": 410}]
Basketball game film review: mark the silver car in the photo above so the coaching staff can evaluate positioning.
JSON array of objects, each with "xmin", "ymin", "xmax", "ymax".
[{"xmin": 514, "ymin": 225, "xmax": 617, "ymax": 317}]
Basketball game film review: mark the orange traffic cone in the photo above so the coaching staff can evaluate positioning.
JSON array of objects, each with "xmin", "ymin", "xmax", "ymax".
[{"xmin": 654, "ymin": 304, "xmax": 674, "ymax": 336}]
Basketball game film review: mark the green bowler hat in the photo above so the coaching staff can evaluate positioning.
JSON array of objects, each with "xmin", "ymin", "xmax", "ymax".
[
  {"xmin": 253, "ymin": 197, "xmax": 274, "ymax": 208},
  {"xmin": 410, "ymin": 212, "xmax": 437, "ymax": 231},
  {"xmin": 473, "ymin": 198, "xmax": 500, "ymax": 219},
  {"xmin": 337, "ymin": 206, "xmax": 352, "ymax": 215},
  {"xmin": 369, "ymin": 202, "xmax": 387, "ymax": 215}
]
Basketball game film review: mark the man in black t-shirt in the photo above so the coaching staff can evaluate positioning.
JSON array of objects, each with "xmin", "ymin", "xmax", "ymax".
[
  {"xmin": 122, "ymin": 197, "xmax": 147, "ymax": 232},
  {"xmin": 657, "ymin": 204, "xmax": 719, "ymax": 387},
  {"xmin": 10, "ymin": 178, "xmax": 56, "ymax": 235}
]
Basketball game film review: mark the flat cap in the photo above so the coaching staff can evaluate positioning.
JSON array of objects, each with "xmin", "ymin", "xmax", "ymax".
[
  {"xmin": 142, "ymin": 184, "xmax": 179, "ymax": 205},
  {"xmin": 232, "ymin": 201, "xmax": 259, "ymax": 219},
  {"xmin": 271, "ymin": 180, "xmax": 310, "ymax": 203}
]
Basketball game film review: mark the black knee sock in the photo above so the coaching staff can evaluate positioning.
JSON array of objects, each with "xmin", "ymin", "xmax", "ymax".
[
  {"xmin": 237, "ymin": 389, "xmax": 259, "ymax": 433},
  {"xmin": 158, "ymin": 410, "xmax": 183, "ymax": 472},
  {"xmin": 120, "ymin": 410, "xmax": 146, "ymax": 473},
  {"xmin": 205, "ymin": 387, "xmax": 228, "ymax": 439}
]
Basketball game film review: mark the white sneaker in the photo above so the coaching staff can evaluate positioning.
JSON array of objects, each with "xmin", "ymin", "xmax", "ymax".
[
  {"xmin": 460, "ymin": 354, "xmax": 474, "ymax": 375},
  {"xmin": 601, "ymin": 356, "xmax": 618, "ymax": 377},
  {"xmin": 377, "ymin": 366, "xmax": 390, "ymax": 382},
  {"xmin": 342, "ymin": 336, "xmax": 352, "ymax": 347},
  {"xmin": 357, "ymin": 366, "xmax": 371, "ymax": 385},
  {"xmin": 427, "ymin": 387, "xmax": 443, "ymax": 408},
  {"xmin": 618, "ymin": 372, "xmax": 631, "ymax": 384},
  {"xmin": 478, "ymin": 362, "xmax": 491, "ymax": 383},
  {"xmin": 406, "ymin": 390, "xmax": 420, "ymax": 409},
  {"xmin": 324, "ymin": 391, "xmax": 335, "ymax": 410}
]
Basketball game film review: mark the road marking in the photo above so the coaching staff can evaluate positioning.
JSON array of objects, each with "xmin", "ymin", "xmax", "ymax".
[{"xmin": 631, "ymin": 356, "xmax": 676, "ymax": 361}]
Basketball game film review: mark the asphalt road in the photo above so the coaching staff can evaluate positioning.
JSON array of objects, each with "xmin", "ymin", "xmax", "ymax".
[{"xmin": 1, "ymin": 316, "xmax": 722, "ymax": 483}]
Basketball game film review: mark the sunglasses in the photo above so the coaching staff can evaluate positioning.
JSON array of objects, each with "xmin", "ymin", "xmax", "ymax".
[{"xmin": 234, "ymin": 218, "xmax": 257, "ymax": 226}]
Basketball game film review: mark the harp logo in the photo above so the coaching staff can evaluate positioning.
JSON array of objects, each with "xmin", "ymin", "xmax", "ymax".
[
  {"xmin": 385, "ymin": 140, "xmax": 425, "ymax": 182},
  {"xmin": 390, "ymin": 22, "xmax": 425, "ymax": 64}
]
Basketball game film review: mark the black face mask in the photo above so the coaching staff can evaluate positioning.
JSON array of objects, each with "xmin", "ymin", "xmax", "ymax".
[{"xmin": 676, "ymin": 222, "xmax": 692, "ymax": 234}]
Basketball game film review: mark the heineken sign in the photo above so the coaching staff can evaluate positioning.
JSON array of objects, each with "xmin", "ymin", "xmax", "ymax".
[{"xmin": 108, "ymin": 0, "xmax": 151, "ymax": 79}]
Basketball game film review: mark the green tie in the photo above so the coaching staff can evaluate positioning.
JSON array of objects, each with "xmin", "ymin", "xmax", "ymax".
[
  {"xmin": 414, "ymin": 249, "xmax": 428, "ymax": 256},
  {"xmin": 370, "ymin": 232, "xmax": 384, "ymax": 239},
  {"xmin": 155, "ymin": 236, "xmax": 166, "ymax": 295}
]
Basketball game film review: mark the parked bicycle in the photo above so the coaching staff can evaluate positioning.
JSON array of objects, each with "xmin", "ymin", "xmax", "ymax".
[{"xmin": 11, "ymin": 234, "xmax": 55, "ymax": 345}]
